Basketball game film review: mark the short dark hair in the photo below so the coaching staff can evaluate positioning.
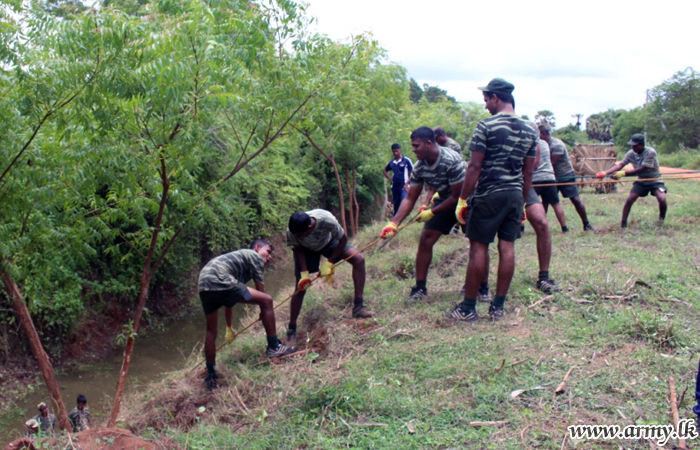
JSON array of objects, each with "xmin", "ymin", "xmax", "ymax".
[
  {"xmin": 484, "ymin": 91, "xmax": 515, "ymax": 108},
  {"xmin": 391, "ymin": 143, "xmax": 401, "ymax": 150},
  {"xmin": 77, "ymin": 395, "xmax": 87, "ymax": 404},
  {"xmin": 410, "ymin": 126, "xmax": 435, "ymax": 142},
  {"xmin": 538, "ymin": 124, "xmax": 551, "ymax": 135},
  {"xmin": 433, "ymin": 126, "xmax": 446, "ymax": 137},
  {"xmin": 288, "ymin": 211, "xmax": 311, "ymax": 234},
  {"xmin": 250, "ymin": 239, "xmax": 273, "ymax": 252}
]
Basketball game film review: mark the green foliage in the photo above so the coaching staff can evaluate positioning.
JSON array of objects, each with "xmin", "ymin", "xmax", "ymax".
[
  {"xmin": 611, "ymin": 106, "xmax": 645, "ymax": 149},
  {"xmin": 647, "ymin": 67, "xmax": 700, "ymax": 152},
  {"xmin": 586, "ymin": 109, "xmax": 623, "ymax": 142},
  {"xmin": 407, "ymin": 79, "xmax": 456, "ymax": 104},
  {"xmin": 657, "ymin": 147, "xmax": 700, "ymax": 169},
  {"xmin": 534, "ymin": 110, "xmax": 555, "ymax": 128},
  {"xmin": 552, "ymin": 124, "xmax": 590, "ymax": 147}
]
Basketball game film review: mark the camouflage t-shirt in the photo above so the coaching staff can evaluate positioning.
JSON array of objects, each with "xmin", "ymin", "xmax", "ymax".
[
  {"xmin": 532, "ymin": 139, "xmax": 556, "ymax": 183},
  {"xmin": 549, "ymin": 137, "xmax": 575, "ymax": 180},
  {"xmin": 198, "ymin": 249, "xmax": 264, "ymax": 292},
  {"xmin": 286, "ymin": 209, "xmax": 344, "ymax": 252},
  {"xmin": 468, "ymin": 113, "xmax": 538, "ymax": 198},
  {"xmin": 32, "ymin": 414, "xmax": 56, "ymax": 434},
  {"xmin": 68, "ymin": 407, "xmax": 90, "ymax": 432},
  {"xmin": 409, "ymin": 146, "xmax": 466, "ymax": 200},
  {"xmin": 444, "ymin": 137, "xmax": 462, "ymax": 154},
  {"xmin": 620, "ymin": 147, "xmax": 661, "ymax": 185}
]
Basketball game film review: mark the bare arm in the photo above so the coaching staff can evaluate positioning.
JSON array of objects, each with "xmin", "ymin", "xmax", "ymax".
[
  {"xmin": 522, "ymin": 157, "xmax": 535, "ymax": 201},
  {"xmin": 293, "ymin": 246, "xmax": 307, "ymax": 273},
  {"xmin": 254, "ymin": 280, "xmax": 265, "ymax": 292},
  {"xmin": 328, "ymin": 234, "xmax": 348, "ymax": 264},
  {"xmin": 392, "ymin": 183, "xmax": 423, "ymax": 225},
  {"xmin": 459, "ymin": 151, "xmax": 484, "ymax": 199}
]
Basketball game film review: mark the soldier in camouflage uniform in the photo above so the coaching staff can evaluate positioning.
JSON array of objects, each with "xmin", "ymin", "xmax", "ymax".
[
  {"xmin": 287, "ymin": 209, "xmax": 371, "ymax": 346},
  {"xmin": 68, "ymin": 395, "xmax": 91, "ymax": 432},
  {"xmin": 538, "ymin": 125, "xmax": 594, "ymax": 231},
  {"xmin": 32, "ymin": 402, "xmax": 56, "ymax": 435},
  {"xmin": 597, "ymin": 133, "xmax": 667, "ymax": 228},
  {"xmin": 433, "ymin": 126, "xmax": 463, "ymax": 158},
  {"xmin": 447, "ymin": 78, "xmax": 536, "ymax": 322},
  {"xmin": 198, "ymin": 239, "xmax": 294, "ymax": 390},
  {"xmin": 381, "ymin": 127, "xmax": 466, "ymax": 302}
]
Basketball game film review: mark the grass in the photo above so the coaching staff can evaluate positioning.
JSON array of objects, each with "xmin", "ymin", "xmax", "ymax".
[{"xmin": 121, "ymin": 177, "xmax": 700, "ymax": 450}]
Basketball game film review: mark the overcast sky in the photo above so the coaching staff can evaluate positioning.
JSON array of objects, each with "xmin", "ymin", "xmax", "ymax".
[{"xmin": 304, "ymin": 0, "xmax": 700, "ymax": 128}]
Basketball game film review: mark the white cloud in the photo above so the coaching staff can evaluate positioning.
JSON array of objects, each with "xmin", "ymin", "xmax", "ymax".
[{"xmin": 304, "ymin": 0, "xmax": 700, "ymax": 127}]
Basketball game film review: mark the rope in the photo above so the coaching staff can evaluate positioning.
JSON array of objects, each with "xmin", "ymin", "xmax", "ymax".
[
  {"xmin": 531, "ymin": 173, "xmax": 700, "ymax": 188},
  {"xmin": 190, "ymin": 215, "xmax": 420, "ymax": 372}
]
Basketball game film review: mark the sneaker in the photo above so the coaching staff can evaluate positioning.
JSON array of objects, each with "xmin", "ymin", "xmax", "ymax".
[
  {"xmin": 488, "ymin": 304, "xmax": 505, "ymax": 321},
  {"xmin": 352, "ymin": 306, "xmax": 374, "ymax": 318},
  {"xmin": 621, "ymin": 220, "xmax": 628, "ymax": 229},
  {"xmin": 267, "ymin": 343, "xmax": 296, "ymax": 358},
  {"xmin": 204, "ymin": 371, "xmax": 218, "ymax": 391},
  {"xmin": 583, "ymin": 222, "xmax": 596, "ymax": 232},
  {"xmin": 477, "ymin": 289, "xmax": 492, "ymax": 303},
  {"xmin": 444, "ymin": 305, "xmax": 478, "ymax": 322},
  {"xmin": 286, "ymin": 329, "xmax": 298, "ymax": 347},
  {"xmin": 536, "ymin": 279, "xmax": 562, "ymax": 294},
  {"xmin": 562, "ymin": 226, "xmax": 569, "ymax": 233},
  {"xmin": 407, "ymin": 285, "xmax": 427, "ymax": 302}
]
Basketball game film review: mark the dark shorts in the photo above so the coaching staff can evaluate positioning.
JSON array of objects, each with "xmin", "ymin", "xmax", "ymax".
[
  {"xmin": 391, "ymin": 189, "xmax": 408, "ymax": 215},
  {"xmin": 293, "ymin": 239, "xmax": 353, "ymax": 278},
  {"xmin": 630, "ymin": 181, "xmax": 667, "ymax": 197},
  {"xmin": 466, "ymin": 190, "xmax": 524, "ymax": 243},
  {"xmin": 533, "ymin": 181, "xmax": 560, "ymax": 205},
  {"xmin": 556, "ymin": 173, "xmax": 580, "ymax": 198},
  {"xmin": 423, "ymin": 200, "xmax": 459, "ymax": 234},
  {"xmin": 525, "ymin": 187, "xmax": 541, "ymax": 206},
  {"xmin": 200, "ymin": 282, "xmax": 252, "ymax": 316}
]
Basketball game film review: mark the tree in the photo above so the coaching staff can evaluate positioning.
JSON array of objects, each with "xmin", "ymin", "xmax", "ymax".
[
  {"xmin": 535, "ymin": 110, "xmax": 556, "ymax": 128},
  {"xmin": 612, "ymin": 107, "xmax": 646, "ymax": 149},
  {"xmin": 586, "ymin": 109, "xmax": 622, "ymax": 142},
  {"xmin": 646, "ymin": 67, "xmax": 700, "ymax": 151},
  {"xmin": 572, "ymin": 113, "xmax": 583, "ymax": 130},
  {"xmin": 409, "ymin": 78, "xmax": 423, "ymax": 104}
]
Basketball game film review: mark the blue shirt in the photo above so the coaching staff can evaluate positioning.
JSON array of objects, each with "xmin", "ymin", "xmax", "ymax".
[{"xmin": 385, "ymin": 156, "xmax": 413, "ymax": 190}]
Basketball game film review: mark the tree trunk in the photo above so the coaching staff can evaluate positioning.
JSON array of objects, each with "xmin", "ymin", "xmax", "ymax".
[
  {"xmin": 299, "ymin": 132, "xmax": 347, "ymax": 234},
  {"xmin": 352, "ymin": 167, "xmax": 359, "ymax": 234},
  {"xmin": 344, "ymin": 164, "xmax": 356, "ymax": 237},
  {"xmin": 1, "ymin": 270, "xmax": 71, "ymax": 431},
  {"xmin": 108, "ymin": 155, "xmax": 170, "ymax": 427}
]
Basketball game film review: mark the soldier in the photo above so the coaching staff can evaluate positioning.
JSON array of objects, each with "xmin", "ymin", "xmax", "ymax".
[
  {"xmin": 199, "ymin": 239, "xmax": 294, "ymax": 390},
  {"xmin": 523, "ymin": 126, "xmax": 563, "ymax": 294},
  {"xmin": 447, "ymin": 78, "xmax": 536, "ymax": 321},
  {"xmin": 68, "ymin": 394, "xmax": 91, "ymax": 432},
  {"xmin": 24, "ymin": 419, "xmax": 39, "ymax": 437},
  {"xmin": 538, "ymin": 125, "xmax": 594, "ymax": 231},
  {"xmin": 381, "ymin": 126, "xmax": 466, "ymax": 301},
  {"xmin": 596, "ymin": 133, "xmax": 667, "ymax": 228},
  {"xmin": 286, "ymin": 209, "xmax": 372, "ymax": 346},
  {"xmin": 32, "ymin": 402, "xmax": 56, "ymax": 435},
  {"xmin": 433, "ymin": 126, "xmax": 464, "ymax": 158}
]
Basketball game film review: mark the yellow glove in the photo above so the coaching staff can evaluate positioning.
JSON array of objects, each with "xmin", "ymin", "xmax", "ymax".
[
  {"xmin": 381, "ymin": 222, "xmax": 398, "ymax": 239},
  {"xmin": 429, "ymin": 192, "xmax": 440, "ymax": 206},
  {"xmin": 225, "ymin": 326, "xmax": 234, "ymax": 344},
  {"xmin": 320, "ymin": 260, "xmax": 334, "ymax": 282},
  {"xmin": 613, "ymin": 170, "xmax": 626, "ymax": 179},
  {"xmin": 298, "ymin": 271, "xmax": 311, "ymax": 291},
  {"xmin": 455, "ymin": 198, "xmax": 469, "ymax": 225},
  {"xmin": 416, "ymin": 208, "xmax": 435, "ymax": 223}
]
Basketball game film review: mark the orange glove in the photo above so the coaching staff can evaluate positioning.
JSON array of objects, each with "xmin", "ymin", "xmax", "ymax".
[
  {"xmin": 521, "ymin": 209, "xmax": 527, "ymax": 225},
  {"xmin": 455, "ymin": 198, "xmax": 469, "ymax": 225},
  {"xmin": 596, "ymin": 171, "xmax": 606, "ymax": 179},
  {"xmin": 297, "ymin": 271, "xmax": 311, "ymax": 291},
  {"xmin": 381, "ymin": 222, "xmax": 398, "ymax": 239},
  {"xmin": 418, "ymin": 205, "xmax": 427, "ymax": 213}
]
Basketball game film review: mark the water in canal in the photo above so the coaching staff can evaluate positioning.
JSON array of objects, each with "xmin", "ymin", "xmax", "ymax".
[{"xmin": 1, "ymin": 261, "xmax": 295, "ymax": 443}]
